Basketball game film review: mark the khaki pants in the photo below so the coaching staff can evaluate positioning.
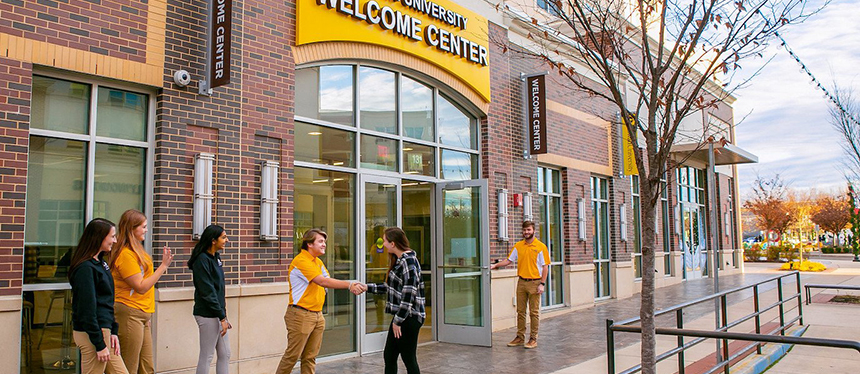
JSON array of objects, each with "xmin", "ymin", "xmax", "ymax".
[
  {"xmin": 516, "ymin": 278, "xmax": 541, "ymax": 340},
  {"xmin": 73, "ymin": 328, "xmax": 130, "ymax": 374},
  {"xmin": 115, "ymin": 303, "xmax": 154, "ymax": 374},
  {"xmin": 275, "ymin": 306, "xmax": 326, "ymax": 374}
]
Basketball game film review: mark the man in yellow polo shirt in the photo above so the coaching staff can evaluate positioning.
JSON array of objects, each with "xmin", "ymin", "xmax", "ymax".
[
  {"xmin": 275, "ymin": 229, "xmax": 365, "ymax": 374},
  {"xmin": 490, "ymin": 220, "xmax": 549, "ymax": 349}
]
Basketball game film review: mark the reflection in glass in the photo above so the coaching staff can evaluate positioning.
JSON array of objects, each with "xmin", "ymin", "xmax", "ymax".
[
  {"xmin": 437, "ymin": 95, "xmax": 476, "ymax": 149},
  {"xmin": 551, "ymin": 265, "xmax": 564, "ymax": 305},
  {"xmin": 295, "ymin": 122, "xmax": 356, "ymax": 167},
  {"xmin": 365, "ymin": 182, "xmax": 396, "ymax": 335},
  {"xmin": 294, "ymin": 167, "xmax": 356, "ymax": 356},
  {"xmin": 31, "ymin": 76, "xmax": 90, "ymax": 134},
  {"xmin": 442, "ymin": 187, "xmax": 483, "ymax": 326},
  {"xmin": 360, "ymin": 135, "xmax": 398, "ymax": 171},
  {"xmin": 403, "ymin": 142, "xmax": 434, "ymax": 176},
  {"xmin": 440, "ymin": 149, "xmax": 477, "ymax": 180},
  {"xmin": 24, "ymin": 137, "xmax": 86, "ymax": 284},
  {"xmin": 296, "ymin": 66, "xmax": 354, "ymax": 126},
  {"xmin": 402, "ymin": 181, "xmax": 433, "ymax": 343},
  {"xmin": 94, "ymin": 144, "xmax": 145, "ymax": 224},
  {"xmin": 549, "ymin": 196, "xmax": 562, "ymax": 262},
  {"xmin": 359, "ymin": 67, "xmax": 396, "ymax": 134},
  {"xmin": 96, "ymin": 87, "xmax": 147, "ymax": 141},
  {"xmin": 22, "ymin": 289, "xmax": 79, "ymax": 373},
  {"xmin": 402, "ymin": 76, "xmax": 433, "ymax": 141}
]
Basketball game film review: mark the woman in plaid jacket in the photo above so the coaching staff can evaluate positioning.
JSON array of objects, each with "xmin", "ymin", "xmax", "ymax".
[{"xmin": 366, "ymin": 227, "xmax": 426, "ymax": 374}]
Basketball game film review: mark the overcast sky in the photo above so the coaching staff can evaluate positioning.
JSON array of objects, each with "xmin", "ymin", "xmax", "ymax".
[{"xmin": 733, "ymin": 0, "xmax": 860, "ymax": 198}]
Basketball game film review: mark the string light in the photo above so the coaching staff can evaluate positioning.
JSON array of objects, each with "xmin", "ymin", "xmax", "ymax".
[{"xmin": 773, "ymin": 30, "xmax": 860, "ymax": 128}]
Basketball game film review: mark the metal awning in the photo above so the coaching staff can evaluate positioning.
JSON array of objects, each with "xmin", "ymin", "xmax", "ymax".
[{"xmin": 670, "ymin": 142, "xmax": 758, "ymax": 166}]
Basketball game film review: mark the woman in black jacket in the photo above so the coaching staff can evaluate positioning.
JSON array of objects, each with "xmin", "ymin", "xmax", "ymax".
[
  {"xmin": 69, "ymin": 218, "xmax": 129, "ymax": 374},
  {"xmin": 188, "ymin": 224, "xmax": 231, "ymax": 374}
]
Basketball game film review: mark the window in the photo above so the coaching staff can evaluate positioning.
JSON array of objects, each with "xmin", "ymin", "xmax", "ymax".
[
  {"xmin": 537, "ymin": 0, "xmax": 562, "ymax": 16},
  {"xmin": 23, "ymin": 74, "xmax": 152, "ymax": 370},
  {"xmin": 592, "ymin": 176, "xmax": 610, "ymax": 299},
  {"xmin": 661, "ymin": 177, "xmax": 672, "ymax": 275},
  {"xmin": 538, "ymin": 168, "xmax": 564, "ymax": 307},
  {"xmin": 632, "ymin": 176, "xmax": 642, "ymax": 279}
]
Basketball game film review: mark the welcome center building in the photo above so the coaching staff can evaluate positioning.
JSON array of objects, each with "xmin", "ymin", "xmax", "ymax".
[{"xmin": 0, "ymin": 0, "xmax": 755, "ymax": 372}]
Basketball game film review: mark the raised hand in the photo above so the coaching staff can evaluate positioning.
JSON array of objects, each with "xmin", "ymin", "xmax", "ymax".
[{"xmin": 161, "ymin": 245, "xmax": 174, "ymax": 268}]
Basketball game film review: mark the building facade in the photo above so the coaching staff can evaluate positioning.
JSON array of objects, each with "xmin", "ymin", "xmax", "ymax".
[{"xmin": 0, "ymin": 0, "xmax": 751, "ymax": 372}]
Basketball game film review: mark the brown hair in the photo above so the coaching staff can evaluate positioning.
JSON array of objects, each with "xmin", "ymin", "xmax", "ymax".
[
  {"xmin": 522, "ymin": 220, "xmax": 536, "ymax": 230},
  {"xmin": 68, "ymin": 218, "xmax": 115, "ymax": 280},
  {"xmin": 384, "ymin": 227, "xmax": 411, "ymax": 282},
  {"xmin": 109, "ymin": 209, "xmax": 152, "ymax": 272},
  {"xmin": 301, "ymin": 229, "xmax": 327, "ymax": 250}
]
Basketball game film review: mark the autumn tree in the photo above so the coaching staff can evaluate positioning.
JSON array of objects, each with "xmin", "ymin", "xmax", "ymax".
[
  {"xmin": 743, "ymin": 174, "xmax": 796, "ymax": 243},
  {"xmin": 810, "ymin": 193, "xmax": 850, "ymax": 246},
  {"xmin": 496, "ymin": 0, "xmax": 821, "ymax": 371}
]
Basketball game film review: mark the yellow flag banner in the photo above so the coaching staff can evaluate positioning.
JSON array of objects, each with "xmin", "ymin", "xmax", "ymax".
[{"xmin": 622, "ymin": 121, "xmax": 638, "ymax": 175}]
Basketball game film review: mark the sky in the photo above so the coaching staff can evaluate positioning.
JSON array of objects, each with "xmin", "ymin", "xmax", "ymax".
[{"xmin": 732, "ymin": 0, "xmax": 860, "ymax": 198}]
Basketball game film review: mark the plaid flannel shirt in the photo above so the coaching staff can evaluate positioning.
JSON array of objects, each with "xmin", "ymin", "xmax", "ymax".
[{"xmin": 367, "ymin": 251, "xmax": 426, "ymax": 325}]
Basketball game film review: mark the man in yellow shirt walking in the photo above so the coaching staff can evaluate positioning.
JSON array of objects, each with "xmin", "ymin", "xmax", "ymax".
[{"xmin": 490, "ymin": 220, "xmax": 549, "ymax": 349}]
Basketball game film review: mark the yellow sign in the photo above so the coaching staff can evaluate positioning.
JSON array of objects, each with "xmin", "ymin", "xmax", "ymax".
[
  {"xmin": 297, "ymin": 0, "xmax": 491, "ymax": 102},
  {"xmin": 622, "ymin": 119, "xmax": 638, "ymax": 175}
]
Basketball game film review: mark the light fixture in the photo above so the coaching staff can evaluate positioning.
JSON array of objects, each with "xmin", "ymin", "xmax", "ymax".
[
  {"xmin": 724, "ymin": 212, "xmax": 731, "ymax": 238},
  {"xmin": 308, "ymin": 131, "xmax": 322, "ymax": 136},
  {"xmin": 577, "ymin": 198, "xmax": 586, "ymax": 241},
  {"xmin": 333, "ymin": 161, "xmax": 344, "ymax": 166},
  {"xmin": 523, "ymin": 192, "xmax": 533, "ymax": 221},
  {"xmin": 403, "ymin": 147, "xmax": 413, "ymax": 151},
  {"xmin": 498, "ymin": 189, "xmax": 509, "ymax": 241},
  {"xmin": 260, "ymin": 161, "xmax": 279, "ymax": 241},
  {"xmin": 620, "ymin": 203, "xmax": 628, "ymax": 241},
  {"xmin": 312, "ymin": 179, "xmax": 329, "ymax": 183},
  {"xmin": 193, "ymin": 153, "xmax": 215, "ymax": 240}
]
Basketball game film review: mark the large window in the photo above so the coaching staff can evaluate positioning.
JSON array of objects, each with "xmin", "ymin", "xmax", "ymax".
[
  {"xmin": 538, "ymin": 168, "xmax": 564, "ymax": 307},
  {"xmin": 661, "ymin": 177, "xmax": 672, "ymax": 275},
  {"xmin": 592, "ymin": 176, "xmax": 610, "ymax": 299},
  {"xmin": 23, "ymin": 74, "xmax": 152, "ymax": 373}
]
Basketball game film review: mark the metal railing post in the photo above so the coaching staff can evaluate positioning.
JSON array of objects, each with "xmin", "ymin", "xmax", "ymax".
[
  {"xmin": 607, "ymin": 319, "xmax": 616, "ymax": 374},
  {"xmin": 721, "ymin": 295, "xmax": 730, "ymax": 374},
  {"xmin": 796, "ymin": 272, "xmax": 804, "ymax": 325},
  {"xmin": 778, "ymin": 277, "xmax": 785, "ymax": 336},
  {"xmin": 754, "ymin": 284, "xmax": 761, "ymax": 354},
  {"xmin": 677, "ymin": 309, "xmax": 685, "ymax": 374}
]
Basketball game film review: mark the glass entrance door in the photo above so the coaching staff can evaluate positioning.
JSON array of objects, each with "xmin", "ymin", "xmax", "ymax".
[
  {"xmin": 682, "ymin": 204, "xmax": 707, "ymax": 279},
  {"xmin": 361, "ymin": 175, "xmax": 399, "ymax": 353},
  {"xmin": 435, "ymin": 179, "xmax": 491, "ymax": 347}
]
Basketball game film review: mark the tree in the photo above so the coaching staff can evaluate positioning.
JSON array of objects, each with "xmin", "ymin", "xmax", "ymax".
[
  {"xmin": 497, "ymin": 0, "xmax": 820, "ymax": 371},
  {"xmin": 743, "ymin": 174, "xmax": 796, "ymax": 243},
  {"xmin": 810, "ymin": 193, "xmax": 850, "ymax": 246},
  {"xmin": 829, "ymin": 88, "xmax": 860, "ymax": 181}
]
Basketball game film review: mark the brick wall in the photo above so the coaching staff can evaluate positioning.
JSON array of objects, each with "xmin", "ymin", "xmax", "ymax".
[
  {"xmin": 0, "ymin": 0, "xmax": 149, "ymax": 63},
  {"xmin": 0, "ymin": 57, "xmax": 30, "ymax": 296},
  {"xmin": 154, "ymin": 0, "xmax": 295, "ymax": 288}
]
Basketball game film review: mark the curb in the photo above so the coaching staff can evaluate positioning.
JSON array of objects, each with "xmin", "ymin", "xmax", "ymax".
[{"xmin": 730, "ymin": 325, "xmax": 809, "ymax": 374}]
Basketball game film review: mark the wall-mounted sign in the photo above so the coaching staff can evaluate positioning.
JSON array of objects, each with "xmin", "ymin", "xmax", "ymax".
[
  {"xmin": 523, "ymin": 73, "xmax": 547, "ymax": 155},
  {"xmin": 297, "ymin": 0, "xmax": 490, "ymax": 102},
  {"xmin": 201, "ymin": 0, "xmax": 232, "ymax": 94},
  {"xmin": 621, "ymin": 118, "xmax": 638, "ymax": 175}
]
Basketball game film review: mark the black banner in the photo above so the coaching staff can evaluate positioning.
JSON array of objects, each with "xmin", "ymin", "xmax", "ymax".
[{"xmin": 526, "ymin": 74, "xmax": 547, "ymax": 155}]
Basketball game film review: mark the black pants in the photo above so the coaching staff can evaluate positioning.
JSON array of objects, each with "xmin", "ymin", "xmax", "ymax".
[{"xmin": 383, "ymin": 316, "xmax": 423, "ymax": 374}]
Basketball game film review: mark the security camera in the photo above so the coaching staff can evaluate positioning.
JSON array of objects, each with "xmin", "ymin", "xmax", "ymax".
[{"xmin": 173, "ymin": 70, "xmax": 191, "ymax": 87}]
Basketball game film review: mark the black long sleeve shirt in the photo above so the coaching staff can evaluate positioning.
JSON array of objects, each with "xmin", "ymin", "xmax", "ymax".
[
  {"xmin": 70, "ymin": 257, "xmax": 118, "ymax": 351},
  {"xmin": 191, "ymin": 251, "xmax": 227, "ymax": 320}
]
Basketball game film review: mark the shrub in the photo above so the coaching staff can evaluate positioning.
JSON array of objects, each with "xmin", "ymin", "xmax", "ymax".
[
  {"xmin": 745, "ymin": 247, "xmax": 763, "ymax": 262},
  {"xmin": 780, "ymin": 261, "xmax": 826, "ymax": 272},
  {"xmin": 821, "ymin": 246, "xmax": 833, "ymax": 254},
  {"xmin": 766, "ymin": 246, "xmax": 782, "ymax": 262}
]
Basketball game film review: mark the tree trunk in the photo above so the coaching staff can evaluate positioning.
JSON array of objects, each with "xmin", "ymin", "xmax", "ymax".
[{"xmin": 639, "ymin": 177, "xmax": 659, "ymax": 374}]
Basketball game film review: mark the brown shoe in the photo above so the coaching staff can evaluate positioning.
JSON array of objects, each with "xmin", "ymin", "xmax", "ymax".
[
  {"xmin": 524, "ymin": 338, "xmax": 538, "ymax": 349},
  {"xmin": 507, "ymin": 336, "xmax": 525, "ymax": 347}
]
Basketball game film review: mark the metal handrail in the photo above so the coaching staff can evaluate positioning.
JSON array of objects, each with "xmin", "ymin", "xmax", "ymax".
[{"xmin": 607, "ymin": 271, "xmax": 808, "ymax": 374}]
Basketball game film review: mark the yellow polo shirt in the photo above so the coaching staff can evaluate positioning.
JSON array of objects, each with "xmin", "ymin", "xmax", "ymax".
[
  {"xmin": 288, "ymin": 250, "xmax": 329, "ymax": 312},
  {"xmin": 112, "ymin": 248, "xmax": 155, "ymax": 313},
  {"xmin": 508, "ymin": 239, "xmax": 549, "ymax": 279}
]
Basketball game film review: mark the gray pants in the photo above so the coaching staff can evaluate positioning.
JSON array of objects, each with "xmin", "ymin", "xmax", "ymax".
[{"xmin": 194, "ymin": 316, "xmax": 231, "ymax": 374}]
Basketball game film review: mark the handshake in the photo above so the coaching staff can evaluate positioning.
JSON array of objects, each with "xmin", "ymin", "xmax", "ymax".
[{"xmin": 348, "ymin": 282, "xmax": 368, "ymax": 295}]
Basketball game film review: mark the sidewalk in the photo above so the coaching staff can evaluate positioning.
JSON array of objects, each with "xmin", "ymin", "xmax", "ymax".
[{"xmin": 314, "ymin": 269, "xmax": 791, "ymax": 374}]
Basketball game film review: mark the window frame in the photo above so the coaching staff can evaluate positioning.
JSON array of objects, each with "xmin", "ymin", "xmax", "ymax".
[{"xmin": 538, "ymin": 167, "xmax": 564, "ymax": 308}]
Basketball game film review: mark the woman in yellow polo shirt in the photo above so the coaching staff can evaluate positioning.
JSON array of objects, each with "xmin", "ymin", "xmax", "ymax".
[{"xmin": 108, "ymin": 209, "xmax": 174, "ymax": 374}]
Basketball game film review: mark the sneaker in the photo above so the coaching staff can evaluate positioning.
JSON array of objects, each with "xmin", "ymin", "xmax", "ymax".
[
  {"xmin": 524, "ymin": 338, "xmax": 538, "ymax": 349},
  {"xmin": 507, "ymin": 337, "xmax": 525, "ymax": 347}
]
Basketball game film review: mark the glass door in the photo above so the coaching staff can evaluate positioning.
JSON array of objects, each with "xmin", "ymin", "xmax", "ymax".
[
  {"xmin": 682, "ymin": 205, "xmax": 707, "ymax": 279},
  {"xmin": 592, "ymin": 176, "xmax": 611, "ymax": 299},
  {"xmin": 435, "ymin": 179, "xmax": 491, "ymax": 347},
  {"xmin": 360, "ymin": 175, "xmax": 400, "ymax": 353}
]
